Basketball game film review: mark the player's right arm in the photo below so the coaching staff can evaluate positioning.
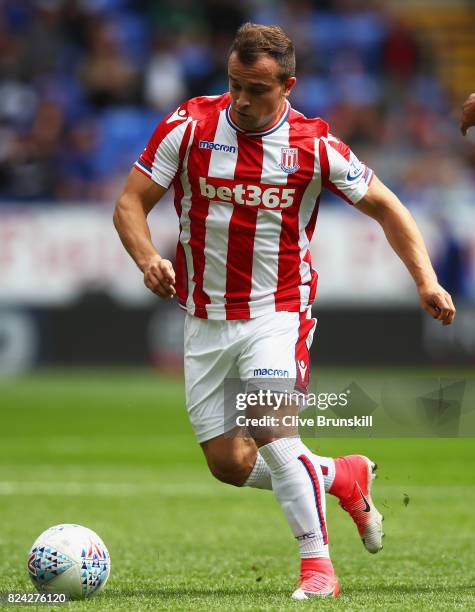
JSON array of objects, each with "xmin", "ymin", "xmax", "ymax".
[
  {"xmin": 113, "ymin": 168, "xmax": 176, "ymax": 298},
  {"xmin": 113, "ymin": 99, "xmax": 194, "ymax": 298}
]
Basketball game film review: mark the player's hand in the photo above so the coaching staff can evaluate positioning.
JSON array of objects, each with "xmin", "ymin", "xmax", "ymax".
[
  {"xmin": 418, "ymin": 282, "xmax": 456, "ymax": 326},
  {"xmin": 143, "ymin": 255, "xmax": 176, "ymax": 299},
  {"xmin": 460, "ymin": 92, "xmax": 475, "ymax": 136}
]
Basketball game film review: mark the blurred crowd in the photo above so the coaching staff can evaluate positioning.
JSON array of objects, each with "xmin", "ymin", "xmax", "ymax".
[{"xmin": 0, "ymin": 0, "xmax": 474, "ymax": 211}]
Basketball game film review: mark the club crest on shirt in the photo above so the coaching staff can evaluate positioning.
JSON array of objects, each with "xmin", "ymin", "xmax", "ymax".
[{"xmin": 280, "ymin": 147, "xmax": 300, "ymax": 174}]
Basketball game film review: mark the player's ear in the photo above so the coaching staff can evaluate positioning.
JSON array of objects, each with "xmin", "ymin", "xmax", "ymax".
[{"xmin": 283, "ymin": 76, "xmax": 297, "ymax": 97}]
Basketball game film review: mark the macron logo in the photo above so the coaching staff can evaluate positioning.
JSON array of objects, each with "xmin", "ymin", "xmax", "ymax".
[
  {"xmin": 166, "ymin": 107, "xmax": 188, "ymax": 124},
  {"xmin": 253, "ymin": 368, "xmax": 290, "ymax": 377},
  {"xmin": 199, "ymin": 140, "xmax": 236, "ymax": 153}
]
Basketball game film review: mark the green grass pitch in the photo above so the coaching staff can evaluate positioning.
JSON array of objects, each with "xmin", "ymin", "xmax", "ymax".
[{"xmin": 0, "ymin": 368, "xmax": 474, "ymax": 611}]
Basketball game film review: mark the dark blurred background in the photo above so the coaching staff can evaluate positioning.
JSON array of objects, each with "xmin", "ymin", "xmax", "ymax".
[{"xmin": 0, "ymin": 0, "xmax": 474, "ymax": 374}]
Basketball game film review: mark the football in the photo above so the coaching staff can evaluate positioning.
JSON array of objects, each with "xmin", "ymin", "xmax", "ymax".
[{"xmin": 27, "ymin": 524, "xmax": 110, "ymax": 600}]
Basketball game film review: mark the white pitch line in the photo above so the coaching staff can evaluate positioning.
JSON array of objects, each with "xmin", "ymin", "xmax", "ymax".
[{"xmin": 0, "ymin": 481, "xmax": 240, "ymax": 497}]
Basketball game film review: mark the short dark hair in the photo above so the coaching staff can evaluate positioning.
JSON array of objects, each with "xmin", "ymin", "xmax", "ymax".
[{"xmin": 228, "ymin": 23, "xmax": 296, "ymax": 82}]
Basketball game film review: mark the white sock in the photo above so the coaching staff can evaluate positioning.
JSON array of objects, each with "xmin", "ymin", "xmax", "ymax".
[
  {"xmin": 318, "ymin": 456, "xmax": 336, "ymax": 492},
  {"xmin": 243, "ymin": 453, "xmax": 272, "ymax": 489},
  {"xmin": 244, "ymin": 451, "xmax": 335, "ymax": 493},
  {"xmin": 259, "ymin": 437, "xmax": 329, "ymax": 559}
]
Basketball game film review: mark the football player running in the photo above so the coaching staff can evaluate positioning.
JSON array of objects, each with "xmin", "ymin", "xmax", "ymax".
[{"xmin": 114, "ymin": 23, "xmax": 455, "ymax": 600}]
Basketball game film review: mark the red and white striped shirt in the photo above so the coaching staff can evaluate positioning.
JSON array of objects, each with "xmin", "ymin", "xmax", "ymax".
[{"xmin": 134, "ymin": 93, "xmax": 373, "ymax": 320}]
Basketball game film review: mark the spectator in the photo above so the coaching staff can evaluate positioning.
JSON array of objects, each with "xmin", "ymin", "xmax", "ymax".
[{"xmin": 79, "ymin": 19, "xmax": 141, "ymax": 108}]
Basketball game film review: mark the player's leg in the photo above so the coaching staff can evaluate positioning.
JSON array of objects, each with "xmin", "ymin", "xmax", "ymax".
[
  {"xmin": 201, "ymin": 434, "xmax": 382, "ymax": 553},
  {"xmin": 184, "ymin": 312, "xmax": 382, "ymax": 559},
  {"xmin": 200, "ymin": 435, "xmax": 262, "ymax": 487},
  {"xmin": 184, "ymin": 312, "xmax": 277, "ymax": 491},
  {"xmin": 236, "ymin": 309, "xmax": 383, "ymax": 556},
  {"xmin": 257, "ymin": 434, "xmax": 340, "ymax": 599},
  {"xmin": 200, "ymin": 432, "xmax": 326, "ymax": 489},
  {"xmin": 184, "ymin": 310, "xmax": 341, "ymax": 491},
  {"xmin": 238, "ymin": 310, "xmax": 339, "ymax": 598},
  {"xmin": 183, "ymin": 314, "xmax": 244, "ymax": 446}
]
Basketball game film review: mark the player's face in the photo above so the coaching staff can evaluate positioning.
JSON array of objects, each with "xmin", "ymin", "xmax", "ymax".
[{"xmin": 228, "ymin": 52, "xmax": 296, "ymax": 132}]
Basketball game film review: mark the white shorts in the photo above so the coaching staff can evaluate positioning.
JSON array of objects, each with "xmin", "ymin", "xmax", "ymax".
[{"xmin": 184, "ymin": 308, "xmax": 317, "ymax": 443}]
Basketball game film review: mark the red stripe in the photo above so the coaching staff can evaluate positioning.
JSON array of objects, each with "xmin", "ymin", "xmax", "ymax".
[
  {"xmin": 304, "ymin": 192, "xmax": 320, "ymax": 306},
  {"xmin": 305, "ymin": 194, "xmax": 320, "ymax": 243},
  {"xmin": 140, "ymin": 106, "xmax": 190, "ymax": 168},
  {"xmin": 298, "ymin": 454, "xmax": 328, "ymax": 545},
  {"xmin": 187, "ymin": 115, "xmax": 221, "ymax": 317},
  {"xmin": 173, "ymin": 123, "xmax": 193, "ymax": 307},
  {"xmin": 318, "ymin": 138, "xmax": 330, "ymax": 186},
  {"xmin": 319, "ymin": 138, "xmax": 354, "ymax": 205},
  {"xmin": 274, "ymin": 204, "xmax": 300, "ymax": 310},
  {"xmin": 366, "ymin": 168, "xmax": 375, "ymax": 188},
  {"xmin": 308, "ymin": 269, "xmax": 318, "ymax": 305},
  {"xmin": 224, "ymin": 133, "xmax": 263, "ymax": 319},
  {"xmin": 275, "ymin": 122, "xmax": 315, "ymax": 311},
  {"xmin": 294, "ymin": 309, "xmax": 315, "ymax": 392},
  {"xmin": 133, "ymin": 164, "xmax": 152, "ymax": 180},
  {"xmin": 302, "ymin": 249, "xmax": 318, "ymax": 306},
  {"xmin": 328, "ymin": 138, "xmax": 350, "ymax": 161},
  {"xmin": 320, "ymin": 465, "xmax": 329, "ymax": 475}
]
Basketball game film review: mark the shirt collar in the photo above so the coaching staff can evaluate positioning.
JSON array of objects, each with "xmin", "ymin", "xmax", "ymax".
[{"xmin": 225, "ymin": 100, "xmax": 290, "ymax": 137}]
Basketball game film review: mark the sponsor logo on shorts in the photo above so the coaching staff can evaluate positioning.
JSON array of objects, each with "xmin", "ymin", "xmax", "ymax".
[
  {"xmin": 253, "ymin": 368, "xmax": 290, "ymax": 377},
  {"xmin": 199, "ymin": 140, "xmax": 237, "ymax": 153}
]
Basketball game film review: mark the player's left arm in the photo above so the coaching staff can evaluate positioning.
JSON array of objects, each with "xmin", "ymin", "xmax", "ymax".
[
  {"xmin": 354, "ymin": 175, "xmax": 456, "ymax": 325},
  {"xmin": 461, "ymin": 92, "xmax": 475, "ymax": 135}
]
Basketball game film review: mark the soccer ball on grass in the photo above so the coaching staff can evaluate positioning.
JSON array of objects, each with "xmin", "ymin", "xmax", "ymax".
[{"xmin": 27, "ymin": 524, "xmax": 110, "ymax": 600}]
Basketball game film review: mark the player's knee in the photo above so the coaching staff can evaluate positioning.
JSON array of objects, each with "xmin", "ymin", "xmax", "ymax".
[
  {"xmin": 201, "ymin": 437, "xmax": 257, "ymax": 487},
  {"xmin": 207, "ymin": 458, "xmax": 249, "ymax": 487}
]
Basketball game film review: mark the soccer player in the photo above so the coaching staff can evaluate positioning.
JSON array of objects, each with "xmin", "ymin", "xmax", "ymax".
[
  {"xmin": 114, "ymin": 23, "xmax": 456, "ymax": 599},
  {"xmin": 461, "ymin": 92, "xmax": 475, "ymax": 135}
]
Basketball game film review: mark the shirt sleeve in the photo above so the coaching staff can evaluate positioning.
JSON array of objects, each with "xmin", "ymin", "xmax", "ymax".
[
  {"xmin": 321, "ymin": 134, "xmax": 374, "ymax": 205},
  {"xmin": 134, "ymin": 103, "xmax": 192, "ymax": 189}
]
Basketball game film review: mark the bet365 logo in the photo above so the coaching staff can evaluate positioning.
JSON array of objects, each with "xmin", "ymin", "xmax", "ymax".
[{"xmin": 199, "ymin": 177, "xmax": 295, "ymax": 209}]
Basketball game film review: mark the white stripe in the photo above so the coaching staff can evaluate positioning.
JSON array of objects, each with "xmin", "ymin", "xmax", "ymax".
[
  {"xmin": 201, "ymin": 110, "xmax": 238, "ymax": 314},
  {"xmin": 134, "ymin": 161, "xmax": 152, "ymax": 177},
  {"xmin": 292, "ymin": 312, "xmax": 302, "ymax": 381},
  {"xmin": 152, "ymin": 118, "xmax": 191, "ymax": 188},
  {"xmin": 177, "ymin": 120, "xmax": 197, "ymax": 312},
  {"xmin": 298, "ymin": 137, "xmax": 322, "ymax": 307},
  {"xmin": 261, "ymin": 122, "xmax": 290, "ymax": 186},
  {"xmin": 323, "ymin": 137, "xmax": 370, "ymax": 203},
  {"xmin": 248, "ymin": 124, "xmax": 290, "ymax": 317},
  {"xmin": 207, "ymin": 110, "xmax": 238, "ymax": 180}
]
